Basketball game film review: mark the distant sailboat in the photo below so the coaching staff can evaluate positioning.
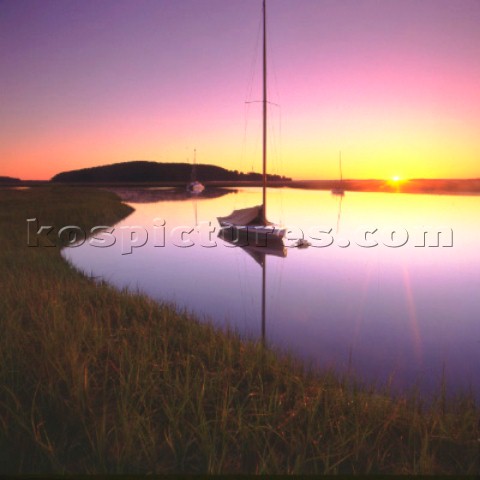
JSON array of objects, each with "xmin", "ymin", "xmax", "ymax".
[
  {"xmin": 331, "ymin": 151, "xmax": 345, "ymax": 196},
  {"xmin": 217, "ymin": 0, "xmax": 286, "ymax": 245},
  {"xmin": 187, "ymin": 149, "xmax": 205, "ymax": 194}
]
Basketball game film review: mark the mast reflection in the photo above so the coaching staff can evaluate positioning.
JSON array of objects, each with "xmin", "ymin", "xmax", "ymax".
[{"xmin": 219, "ymin": 231, "xmax": 287, "ymax": 346}]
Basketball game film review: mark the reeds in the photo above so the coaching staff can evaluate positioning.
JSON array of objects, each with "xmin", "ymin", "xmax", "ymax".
[{"xmin": 0, "ymin": 187, "xmax": 478, "ymax": 474}]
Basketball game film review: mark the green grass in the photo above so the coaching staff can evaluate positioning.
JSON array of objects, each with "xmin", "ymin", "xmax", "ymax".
[{"xmin": 0, "ymin": 186, "xmax": 478, "ymax": 474}]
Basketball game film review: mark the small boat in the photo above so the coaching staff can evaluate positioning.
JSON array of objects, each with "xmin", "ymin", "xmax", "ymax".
[
  {"xmin": 331, "ymin": 151, "xmax": 345, "ymax": 196},
  {"xmin": 218, "ymin": 205, "xmax": 286, "ymax": 245},
  {"xmin": 217, "ymin": 0, "xmax": 285, "ymax": 246},
  {"xmin": 186, "ymin": 149, "xmax": 205, "ymax": 194},
  {"xmin": 187, "ymin": 180, "xmax": 205, "ymax": 194},
  {"xmin": 295, "ymin": 238, "xmax": 311, "ymax": 248}
]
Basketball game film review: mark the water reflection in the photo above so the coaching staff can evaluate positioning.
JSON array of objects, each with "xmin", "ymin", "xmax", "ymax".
[
  {"xmin": 106, "ymin": 186, "xmax": 235, "ymax": 203},
  {"xmin": 220, "ymin": 235, "xmax": 288, "ymax": 346},
  {"xmin": 335, "ymin": 193, "xmax": 343, "ymax": 234},
  {"xmin": 63, "ymin": 188, "xmax": 480, "ymax": 398}
]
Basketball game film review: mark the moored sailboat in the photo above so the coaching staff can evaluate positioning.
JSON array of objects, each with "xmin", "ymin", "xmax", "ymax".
[
  {"xmin": 331, "ymin": 151, "xmax": 345, "ymax": 196},
  {"xmin": 217, "ymin": 0, "xmax": 286, "ymax": 245},
  {"xmin": 187, "ymin": 148, "xmax": 205, "ymax": 194}
]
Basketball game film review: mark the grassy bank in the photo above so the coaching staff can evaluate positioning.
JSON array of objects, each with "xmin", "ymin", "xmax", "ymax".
[{"xmin": 0, "ymin": 187, "xmax": 478, "ymax": 474}]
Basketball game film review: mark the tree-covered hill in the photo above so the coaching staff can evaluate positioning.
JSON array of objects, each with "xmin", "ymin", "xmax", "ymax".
[{"xmin": 51, "ymin": 161, "xmax": 290, "ymax": 183}]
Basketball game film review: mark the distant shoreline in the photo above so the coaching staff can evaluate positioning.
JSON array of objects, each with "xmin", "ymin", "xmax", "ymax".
[
  {"xmin": 3, "ymin": 178, "xmax": 480, "ymax": 196},
  {"xmin": 290, "ymin": 178, "xmax": 480, "ymax": 196}
]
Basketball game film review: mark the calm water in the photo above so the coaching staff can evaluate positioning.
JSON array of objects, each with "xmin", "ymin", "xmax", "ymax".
[{"xmin": 63, "ymin": 188, "xmax": 480, "ymax": 397}]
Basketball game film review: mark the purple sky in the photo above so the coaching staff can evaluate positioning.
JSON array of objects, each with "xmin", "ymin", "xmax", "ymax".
[{"xmin": 1, "ymin": 0, "xmax": 479, "ymax": 180}]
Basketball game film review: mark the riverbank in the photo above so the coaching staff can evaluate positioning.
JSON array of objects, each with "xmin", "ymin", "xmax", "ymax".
[{"xmin": 0, "ymin": 186, "xmax": 478, "ymax": 474}]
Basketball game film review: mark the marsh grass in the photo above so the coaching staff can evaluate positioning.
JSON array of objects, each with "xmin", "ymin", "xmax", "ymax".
[{"xmin": 0, "ymin": 187, "xmax": 478, "ymax": 474}]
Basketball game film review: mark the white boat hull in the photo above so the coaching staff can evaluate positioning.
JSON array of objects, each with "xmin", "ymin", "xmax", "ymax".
[{"xmin": 187, "ymin": 181, "xmax": 205, "ymax": 194}]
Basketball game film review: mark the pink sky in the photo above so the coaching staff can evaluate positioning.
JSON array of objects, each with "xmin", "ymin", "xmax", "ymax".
[{"xmin": 1, "ymin": 0, "xmax": 479, "ymax": 180}]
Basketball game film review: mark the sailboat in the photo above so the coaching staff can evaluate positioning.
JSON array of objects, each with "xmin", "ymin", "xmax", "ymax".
[
  {"xmin": 217, "ymin": 0, "xmax": 286, "ymax": 245},
  {"xmin": 331, "ymin": 151, "xmax": 345, "ymax": 196},
  {"xmin": 186, "ymin": 148, "xmax": 205, "ymax": 194}
]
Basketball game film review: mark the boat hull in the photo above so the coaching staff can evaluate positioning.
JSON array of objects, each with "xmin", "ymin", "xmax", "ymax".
[
  {"xmin": 187, "ymin": 181, "xmax": 205, "ymax": 194},
  {"xmin": 218, "ymin": 222, "xmax": 286, "ymax": 248}
]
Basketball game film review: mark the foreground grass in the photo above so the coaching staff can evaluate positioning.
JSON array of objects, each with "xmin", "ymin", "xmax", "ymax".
[{"xmin": 0, "ymin": 187, "xmax": 478, "ymax": 475}]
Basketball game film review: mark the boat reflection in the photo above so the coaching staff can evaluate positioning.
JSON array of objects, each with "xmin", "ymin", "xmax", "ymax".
[
  {"xmin": 336, "ymin": 193, "xmax": 344, "ymax": 234},
  {"xmin": 219, "ymin": 232, "xmax": 287, "ymax": 346}
]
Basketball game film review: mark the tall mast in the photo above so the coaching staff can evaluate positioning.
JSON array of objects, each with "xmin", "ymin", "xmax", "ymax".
[
  {"xmin": 191, "ymin": 148, "xmax": 197, "ymax": 182},
  {"xmin": 262, "ymin": 0, "xmax": 267, "ymax": 222},
  {"xmin": 261, "ymin": 254, "xmax": 266, "ymax": 346}
]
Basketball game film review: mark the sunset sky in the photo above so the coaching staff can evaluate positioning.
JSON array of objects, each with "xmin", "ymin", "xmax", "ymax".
[{"xmin": 1, "ymin": 0, "xmax": 479, "ymax": 181}]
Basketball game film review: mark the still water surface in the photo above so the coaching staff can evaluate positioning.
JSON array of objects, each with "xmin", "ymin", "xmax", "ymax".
[{"xmin": 63, "ymin": 188, "xmax": 480, "ymax": 397}]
